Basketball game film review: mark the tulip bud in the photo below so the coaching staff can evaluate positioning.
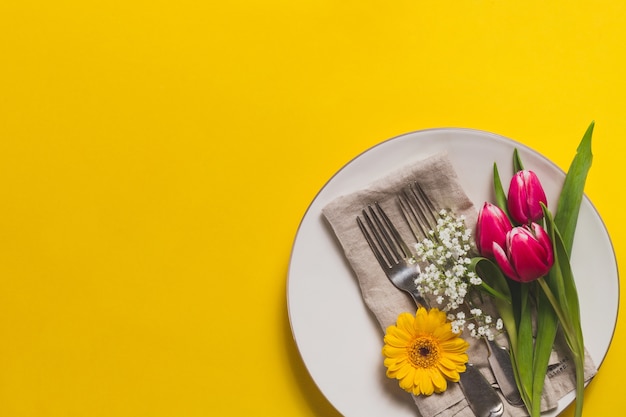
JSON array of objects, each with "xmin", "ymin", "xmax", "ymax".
[
  {"xmin": 492, "ymin": 223, "xmax": 554, "ymax": 283},
  {"xmin": 476, "ymin": 202, "xmax": 512, "ymax": 259},
  {"xmin": 507, "ymin": 170, "xmax": 548, "ymax": 224}
]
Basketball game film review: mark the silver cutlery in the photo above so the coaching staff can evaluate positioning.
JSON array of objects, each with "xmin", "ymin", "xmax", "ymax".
[
  {"xmin": 398, "ymin": 182, "xmax": 524, "ymax": 408},
  {"xmin": 357, "ymin": 202, "xmax": 504, "ymax": 417}
]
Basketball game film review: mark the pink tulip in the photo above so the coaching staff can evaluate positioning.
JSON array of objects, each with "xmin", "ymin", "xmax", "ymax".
[
  {"xmin": 476, "ymin": 202, "xmax": 512, "ymax": 259},
  {"xmin": 507, "ymin": 170, "xmax": 548, "ymax": 224},
  {"xmin": 493, "ymin": 223, "xmax": 554, "ymax": 283}
]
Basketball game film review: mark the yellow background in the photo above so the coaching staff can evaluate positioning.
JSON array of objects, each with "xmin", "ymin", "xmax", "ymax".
[{"xmin": 0, "ymin": 1, "xmax": 623, "ymax": 416}]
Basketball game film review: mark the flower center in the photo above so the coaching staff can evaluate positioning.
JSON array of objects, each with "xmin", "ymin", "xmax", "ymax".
[{"xmin": 408, "ymin": 336, "xmax": 440, "ymax": 368}]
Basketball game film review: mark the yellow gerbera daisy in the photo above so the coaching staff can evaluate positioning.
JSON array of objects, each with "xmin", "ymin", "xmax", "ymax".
[{"xmin": 382, "ymin": 307, "xmax": 469, "ymax": 396}]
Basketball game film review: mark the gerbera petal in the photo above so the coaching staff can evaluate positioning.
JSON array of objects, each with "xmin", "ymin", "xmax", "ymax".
[
  {"xmin": 385, "ymin": 325, "xmax": 413, "ymax": 343},
  {"xmin": 396, "ymin": 312, "xmax": 416, "ymax": 334},
  {"xmin": 430, "ymin": 368, "xmax": 448, "ymax": 393},
  {"xmin": 439, "ymin": 338, "xmax": 470, "ymax": 353},
  {"xmin": 430, "ymin": 308, "xmax": 448, "ymax": 325},
  {"xmin": 384, "ymin": 333, "xmax": 412, "ymax": 348},
  {"xmin": 413, "ymin": 308, "xmax": 428, "ymax": 331},
  {"xmin": 411, "ymin": 368, "xmax": 423, "ymax": 394},
  {"xmin": 441, "ymin": 352, "xmax": 468, "ymax": 368},
  {"xmin": 437, "ymin": 355, "xmax": 457, "ymax": 371},
  {"xmin": 417, "ymin": 369, "xmax": 435, "ymax": 396},
  {"xmin": 398, "ymin": 376, "xmax": 412, "ymax": 391},
  {"xmin": 395, "ymin": 360, "xmax": 412, "ymax": 379},
  {"xmin": 384, "ymin": 359, "xmax": 410, "ymax": 373},
  {"xmin": 399, "ymin": 368, "xmax": 415, "ymax": 391},
  {"xmin": 382, "ymin": 345, "xmax": 408, "ymax": 362},
  {"xmin": 432, "ymin": 323, "xmax": 456, "ymax": 341},
  {"xmin": 437, "ymin": 363, "xmax": 461, "ymax": 381},
  {"xmin": 442, "ymin": 370, "xmax": 465, "ymax": 382},
  {"xmin": 422, "ymin": 308, "xmax": 445, "ymax": 334}
]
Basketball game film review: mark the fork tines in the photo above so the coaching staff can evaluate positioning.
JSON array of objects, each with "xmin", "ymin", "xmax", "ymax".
[
  {"xmin": 356, "ymin": 202, "xmax": 410, "ymax": 270},
  {"xmin": 398, "ymin": 182, "xmax": 440, "ymax": 242}
]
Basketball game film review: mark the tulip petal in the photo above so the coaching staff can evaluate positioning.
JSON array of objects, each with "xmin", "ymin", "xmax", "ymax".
[
  {"xmin": 530, "ymin": 222, "xmax": 555, "ymax": 265},
  {"xmin": 507, "ymin": 170, "xmax": 548, "ymax": 224},
  {"xmin": 476, "ymin": 202, "xmax": 512, "ymax": 258},
  {"xmin": 524, "ymin": 171, "xmax": 548, "ymax": 221},
  {"xmin": 507, "ymin": 226, "xmax": 553, "ymax": 282},
  {"xmin": 507, "ymin": 173, "xmax": 527, "ymax": 224},
  {"xmin": 493, "ymin": 241, "xmax": 521, "ymax": 281}
]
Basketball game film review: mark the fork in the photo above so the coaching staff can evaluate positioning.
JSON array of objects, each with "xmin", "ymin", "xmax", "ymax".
[
  {"xmin": 357, "ymin": 203, "xmax": 429, "ymax": 308},
  {"xmin": 357, "ymin": 202, "xmax": 504, "ymax": 417},
  {"xmin": 398, "ymin": 182, "xmax": 524, "ymax": 408}
]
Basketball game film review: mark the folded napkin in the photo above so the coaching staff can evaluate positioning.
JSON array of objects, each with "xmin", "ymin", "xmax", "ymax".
[{"xmin": 322, "ymin": 152, "xmax": 597, "ymax": 417}]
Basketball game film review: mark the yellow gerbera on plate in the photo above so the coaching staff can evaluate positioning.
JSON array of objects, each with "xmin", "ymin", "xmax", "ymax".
[{"xmin": 382, "ymin": 307, "xmax": 469, "ymax": 396}]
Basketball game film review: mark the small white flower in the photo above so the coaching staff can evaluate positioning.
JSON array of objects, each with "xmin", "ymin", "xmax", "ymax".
[
  {"xmin": 409, "ymin": 208, "xmax": 503, "ymax": 340},
  {"xmin": 496, "ymin": 318, "xmax": 504, "ymax": 331}
]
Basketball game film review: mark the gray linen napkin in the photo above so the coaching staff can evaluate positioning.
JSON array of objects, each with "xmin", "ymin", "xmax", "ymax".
[{"xmin": 321, "ymin": 152, "xmax": 596, "ymax": 417}]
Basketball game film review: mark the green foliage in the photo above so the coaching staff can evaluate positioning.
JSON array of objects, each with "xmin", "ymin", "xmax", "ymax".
[
  {"xmin": 554, "ymin": 122, "xmax": 594, "ymax": 255},
  {"xmin": 492, "ymin": 163, "xmax": 509, "ymax": 216}
]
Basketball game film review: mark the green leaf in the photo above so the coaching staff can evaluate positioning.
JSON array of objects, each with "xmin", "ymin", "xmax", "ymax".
[
  {"xmin": 509, "ymin": 345, "xmax": 532, "ymax": 414},
  {"xmin": 513, "ymin": 148, "xmax": 525, "ymax": 172},
  {"xmin": 554, "ymin": 121, "xmax": 594, "ymax": 255},
  {"xmin": 492, "ymin": 162, "xmax": 509, "ymax": 216},
  {"xmin": 542, "ymin": 206, "xmax": 567, "ymax": 307},
  {"xmin": 477, "ymin": 280, "xmax": 510, "ymax": 302},
  {"xmin": 540, "ymin": 206, "xmax": 586, "ymax": 417},
  {"xmin": 531, "ymin": 274, "xmax": 559, "ymax": 416},
  {"xmin": 551, "ymin": 214, "xmax": 584, "ymax": 350},
  {"xmin": 470, "ymin": 257, "xmax": 516, "ymax": 341},
  {"xmin": 557, "ymin": 241, "xmax": 583, "ymax": 344},
  {"xmin": 532, "ymin": 204, "xmax": 569, "ymax": 415},
  {"xmin": 516, "ymin": 284, "xmax": 535, "ymax": 412},
  {"xmin": 470, "ymin": 257, "xmax": 511, "ymax": 302}
]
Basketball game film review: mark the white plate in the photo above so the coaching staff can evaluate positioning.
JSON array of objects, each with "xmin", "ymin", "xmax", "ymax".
[{"xmin": 287, "ymin": 128, "xmax": 619, "ymax": 416}]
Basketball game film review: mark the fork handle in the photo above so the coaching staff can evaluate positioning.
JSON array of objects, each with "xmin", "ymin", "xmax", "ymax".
[{"xmin": 407, "ymin": 289, "xmax": 430, "ymax": 309}]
